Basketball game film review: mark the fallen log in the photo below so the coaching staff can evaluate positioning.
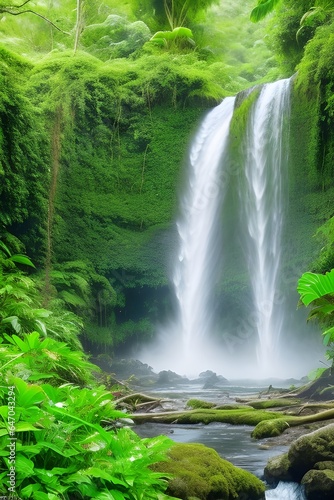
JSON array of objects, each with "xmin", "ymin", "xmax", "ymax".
[{"xmin": 252, "ymin": 407, "xmax": 334, "ymax": 439}]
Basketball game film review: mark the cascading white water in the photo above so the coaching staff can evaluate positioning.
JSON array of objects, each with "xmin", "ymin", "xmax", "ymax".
[
  {"xmin": 139, "ymin": 77, "xmax": 322, "ymax": 379},
  {"xmin": 265, "ymin": 482, "xmax": 306, "ymax": 500},
  {"xmin": 173, "ymin": 97, "xmax": 235, "ymax": 373},
  {"xmin": 139, "ymin": 97, "xmax": 236, "ymax": 376},
  {"xmin": 242, "ymin": 79, "xmax": 291, "ymax": 376}
]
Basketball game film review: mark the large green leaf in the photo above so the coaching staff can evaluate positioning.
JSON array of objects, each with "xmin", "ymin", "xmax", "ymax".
[
  {"xmin": 14, "ymin": 378, "xmax": 45, "ymax": 407},
  {"xmin": 250, "ymin": 0, "xmax": 281, "ymax": 22},
  {"xmin": 1, "ymin": 316, "xmax": 22, "ymax": 333},
  {"xmin": 15, "ymin": 454, "xmax": 35, "ymax": 477},
  {"xmin": 95, "ymin": 491, "xmax": 126, "ymax": 500},
  {"xmin": 9, "ymin": 254, "xmax": 35, "ymax": 268},
  {"xmin": 297, "ymin": 269, "xmax": 334, "ymax": 306}
]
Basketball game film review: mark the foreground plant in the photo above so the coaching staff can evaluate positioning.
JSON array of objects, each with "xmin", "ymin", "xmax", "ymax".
[
  {"xmin": 297, "ymin": 268, "xmax": 334, "ymax": 371},
  {"xmin": 0, "ymin": 337, "xmax": 175, "ymax": 499}
]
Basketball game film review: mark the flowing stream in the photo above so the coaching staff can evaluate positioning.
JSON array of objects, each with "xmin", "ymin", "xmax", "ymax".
[{"xmin": 134, "ymin": 383, "xmax": 306, "ymax": 500}]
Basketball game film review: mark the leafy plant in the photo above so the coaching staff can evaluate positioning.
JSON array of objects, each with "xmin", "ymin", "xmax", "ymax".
[
  {"xmin": 149, "ymin": 26, "xmax": 195, "ymax": 50},
  {"xmin": 250, "ymin": 0, "xmax": 281, "ymax": 23},
  {"xmin": 0, "ymin": 356, "xmax": 174, "ymax": 498},
  {"xmin": 0, "ymin": 331, "xmax": 97, "ymax": 385},
  {"xmin": 297, "ymin": 269, "xmax": 334, "ymax": 361}
]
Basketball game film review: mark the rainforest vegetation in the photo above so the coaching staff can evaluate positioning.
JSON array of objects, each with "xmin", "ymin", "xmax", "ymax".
[{"xmin": 1, "ymin": 0, "xmax": 334, "ymax": 498}]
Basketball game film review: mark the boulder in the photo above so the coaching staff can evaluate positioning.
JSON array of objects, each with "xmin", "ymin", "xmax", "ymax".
[
  {"xmin": 156, "ymin": 370, "xmax": 189, "ymax": 386},
  {"xmin": 264, "ymin": 453, "xmax": 294, "ymax": 484},
  {"xmin": 288, "ymin": 424, "xmax": 334, "ymax": 480},
  {"xmin": 301, "ymin": 469, "xmax": 334, "ymax": 500},
  {"xmin": 264, "ymin": 424, "xmax": 334, "ymax": 499},
  {"xmin": 152, "ymin": 443, "xmax": 265, "ymax": 500}
]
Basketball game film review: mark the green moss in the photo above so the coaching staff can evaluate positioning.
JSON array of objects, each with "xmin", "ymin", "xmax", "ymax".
[
  {"xmin": 230, "ymin": 86, "xmax": 261, "ymax": 141},
  {"xmin": 135, "ymin": 408, "xmax": 285, "ymax": 426},
  {"xmin": 186, "ymin": 399, "xmax": 216, "ymax": 409},
  {"xmin": 251, "ymin": 418, "xmax": 293, "ymax": 439},
  {"xmin": 249, "ymin": 399, "xmax": 301, "ymax": 409},
  {"xmin": 178, "ymin": 409, "xmax": 283, "ymax": 426},
  {"xmin": 153, "ymin": 443, "xmax": 265, "ymax": 500},
  {"xmin": 0, "ymin": 46, "xmax": 49, "ymax": 254}
]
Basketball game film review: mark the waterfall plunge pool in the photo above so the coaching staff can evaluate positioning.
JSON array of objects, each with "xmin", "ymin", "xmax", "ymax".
[{"xmin": 132, "ymin": 383, "xmax": 306, "ymax": 499}]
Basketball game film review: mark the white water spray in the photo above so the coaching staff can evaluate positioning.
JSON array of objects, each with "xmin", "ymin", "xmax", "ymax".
[{"xmin": 242, "ymin": 79, "xmax": 291, "ymax": 376}]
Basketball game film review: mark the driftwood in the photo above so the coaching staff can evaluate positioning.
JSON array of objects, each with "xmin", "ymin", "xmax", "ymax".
[{"xmin": 114, "ymin": 392, "xmax": 165, "ymax": 412}]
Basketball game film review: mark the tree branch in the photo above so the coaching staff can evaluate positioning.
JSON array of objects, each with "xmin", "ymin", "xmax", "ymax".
[{"xmin": 0, "ymin": 6, "xmax": 70, "ymax": 34}]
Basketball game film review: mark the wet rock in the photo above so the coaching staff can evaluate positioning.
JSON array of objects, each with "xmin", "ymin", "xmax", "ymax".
[
  {"xmin": 288, "ymin": 424, "xmax": 334, "ymax": 480},
  {"xmin": 197, "ymin": 370, "xmax": 229, "ymax": 388},
  {"xmin": 264, "ymin": 453, "xmax": 294, "ymax": 484},
  {"xmin": 156, "ymin": 370, "xmax": 188, "ymax": 386},
  {"xmin": 301, "ymin": 469, "xmax": 334, "ymax": 499},
  {"xmin": 264, "ymin": 424, "xmax": 334, "ymax": 498},
  {"xmin": 108, "ymin": 358, "xmax": 158, "ymax": 386}
]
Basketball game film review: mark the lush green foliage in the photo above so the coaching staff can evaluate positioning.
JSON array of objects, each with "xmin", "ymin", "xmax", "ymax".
[
  {"xmin": 0, "ymin": 48, "xmax": 48, "ymax": 248},
  {"xmin": 0, "ymin": 347, "xmax": 174, "ymax": 499},
  {"xmin": 298, "ymin": 269, "xmax": 334, "ymax": 364},
  {"xmin": 250, "ymin": 0, "xmax": 282, "ymax": 22},
  {"xmin": 0, "ymin": 247, "xmax": 175, "ymax": 499}
]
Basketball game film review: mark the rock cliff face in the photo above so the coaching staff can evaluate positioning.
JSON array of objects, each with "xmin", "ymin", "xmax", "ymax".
[{"xmin": 265, "ymin": 424, "xmax": 334, "ymax": 499}]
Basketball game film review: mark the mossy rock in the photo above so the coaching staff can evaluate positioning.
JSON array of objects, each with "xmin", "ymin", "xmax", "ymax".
[
  {"xmin": 301, "ymin": 469, "xmax": 334, "ymax": 500},
  {"xmin": 314, "ymin": 461, "xmax": 334, "ymax": 471},
  {"xmin": 264, "ymin": 452, "xmax": 294, "ymax": 484},
  {"xmin": 251, "ymin": 418, "xmax": 292, "ymax": 439},
  {"xmin": 288, "ymin": 424, "xmax": 334, "ymax": 480},
  {"xmin": 152, "ymin": 443, "xmax": 265, "ymax": 500},
  {"xmin": 186, "ymin": 399, "xmax": 216, "ymax": 409}
]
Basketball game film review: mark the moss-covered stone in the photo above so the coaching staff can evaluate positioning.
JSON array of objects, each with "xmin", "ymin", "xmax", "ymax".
[
  {"xmin": 152, "ymin": 443, "xmax": 265, "ymax": 500},
  {"xmin": 288, "ymin": 424, "xmax": 334, "ymax": 480},
  {"xmin": 301, "ymin": 468, "xmax": 334, "ymax": 500},
  {"xmin": 264, "ymin": 452, "xmax": 294, "ymax": 484},
  {"xmin": 186, "ymin": 399, "xmax": 216, "ymax": 409},
  {"xmin": 251, "ymin": 418, "xmax": 292, "ymax": 439}
]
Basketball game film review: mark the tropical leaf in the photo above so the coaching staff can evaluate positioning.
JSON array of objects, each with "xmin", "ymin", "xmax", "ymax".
[
  {"xmin": 14, "ymin": 378, "xmax": 45, "ymax": 407},
  {"xmin": 95, "ymin": 491, "xmax": 126, "ymax": 500},
  {"xmin": 0, "ymin": 241, "xmax": 11, "ymax": 257},
  {"xmin": 297, "ymin": 269, "xmax": 334, "ymax": 306},
  {"xmin": 323, "ymin": 325, "xmax": 334, "ymax": 345},
  {"xmin": 15, "ymin": 454, "xmax": 35, "ymax": 477},
  {"xmin": 9, "ymin": 254, "xmax": 35, "ymax": 268},
  {"xmin": 250, "ymin": 0, "xmax": 281, "ymax": 22},
  {"xmin": 1, "ymin": 315, "xmax": 21, "ymax": 333}
]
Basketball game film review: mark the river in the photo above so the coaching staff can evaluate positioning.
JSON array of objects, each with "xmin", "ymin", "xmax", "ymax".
[{"xmin": 133, "ymin": 382, "xmax": 306, "ymax": 499}]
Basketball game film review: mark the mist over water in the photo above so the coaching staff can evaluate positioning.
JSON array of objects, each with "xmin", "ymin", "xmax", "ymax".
[{"xmin": 139, "ymin": 81, "xmax": 324, "ymax": 380}]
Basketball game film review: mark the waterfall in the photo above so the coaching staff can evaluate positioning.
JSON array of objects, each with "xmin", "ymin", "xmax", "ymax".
[
  {"xmin": 139, "ymin": 78, "xmax": 321, "ymax": 379},
  {"xmin": 173, "ymin": 96, "xmax": 236, "ymax": 374},
  {"xmin": 242, "ymin": 79, "xmax": 291, "ymax": 376}
]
